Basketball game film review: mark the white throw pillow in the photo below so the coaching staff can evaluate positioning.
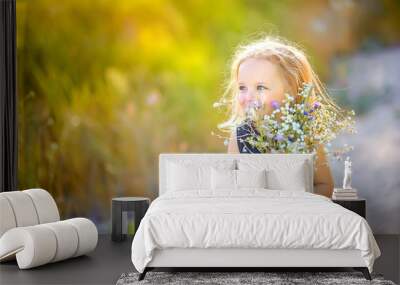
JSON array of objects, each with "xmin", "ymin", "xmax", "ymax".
[
  {"xmin": 167, "ymin": 160, "xmax": 236, "ymax": 191},
  {"xmin": 211, "ymin": 168, "xmax": 236, "ymax": 190},
  {"xmin": 236, "ymin": 169, "xmax": 267, "ymax": 189},
  {"xmin": 167, "ymin": 162, "xmax": 209, "ymax": 191},
  {"xmin": 238, "ymin": 158, "xmax": 311, "ymax": 192},
  {"xmin": 266, "ymin": 161, "xmax": 307, "ymax": 191},
  {"xmin": 211, "ymin": 168, "xmax": 268, "ymax": 190}
]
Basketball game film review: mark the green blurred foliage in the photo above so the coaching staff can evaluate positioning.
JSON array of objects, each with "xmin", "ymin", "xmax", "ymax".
[{"xmin": 16, "ymin": 0, "xmax": 400, "ymax": 228}]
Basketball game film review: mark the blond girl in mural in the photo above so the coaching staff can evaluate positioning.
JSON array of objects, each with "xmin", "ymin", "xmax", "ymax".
[{"xmin": 214, "ymin": 36, "xmax": 356, "ymax": 198}]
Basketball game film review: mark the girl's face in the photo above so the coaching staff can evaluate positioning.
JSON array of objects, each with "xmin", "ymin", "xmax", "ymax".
[{"xmin": 237, "ymin": 57, "xmax": 288, "ymax": 115}]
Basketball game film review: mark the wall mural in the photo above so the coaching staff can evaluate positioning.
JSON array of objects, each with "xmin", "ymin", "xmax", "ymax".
[{"xmin": 16, "ymin": 0, "xmax": 400, "ymax": 234}]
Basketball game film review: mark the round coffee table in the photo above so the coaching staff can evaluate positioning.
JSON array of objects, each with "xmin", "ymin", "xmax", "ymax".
[{"xmin": 111, "ymin": 197, "xmax": 150, "ymax": 242}]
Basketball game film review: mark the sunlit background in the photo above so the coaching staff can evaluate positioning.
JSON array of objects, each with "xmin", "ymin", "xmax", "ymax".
[{"xmin": 16, "ymin": 0, "xmax": 400, "ymax": 233}]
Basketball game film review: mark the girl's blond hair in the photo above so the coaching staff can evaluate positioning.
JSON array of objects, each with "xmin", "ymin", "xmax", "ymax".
[{"xmin": 215, "ymin": 35, "xmax": 349, "ymax": 133}]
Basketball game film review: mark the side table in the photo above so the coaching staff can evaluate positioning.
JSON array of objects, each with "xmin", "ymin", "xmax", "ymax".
[
  {"xmin": 332, "ymin": 198, "xmax": 366, "ymax": 218},
  {"xmin": 111, "ymin": 197, "xmax": 150, "ymax": 242}
]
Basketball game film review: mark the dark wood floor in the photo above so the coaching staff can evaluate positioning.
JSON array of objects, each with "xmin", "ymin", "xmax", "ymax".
[
  {"xmin": 0, "ymin": 235, "xmax": 133, "ymax": 285},
  {"xmin": 0, "ymin": 235, "xmax": 399, "ymax": 285}
]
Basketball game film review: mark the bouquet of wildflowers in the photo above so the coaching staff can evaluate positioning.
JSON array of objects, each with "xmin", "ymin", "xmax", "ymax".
[{"xmin": 214, "ymin": 83, "xmax": 356, "ymax": 161}]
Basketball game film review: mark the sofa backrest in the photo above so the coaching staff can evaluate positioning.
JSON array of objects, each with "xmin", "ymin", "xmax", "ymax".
[
  {"xmin": 159, "ymin": 153, "xmax": 315, "ymax": 196},
  {"xmin": 0, "ymin": 189, "xmax": 60, "ymax": 237}
]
